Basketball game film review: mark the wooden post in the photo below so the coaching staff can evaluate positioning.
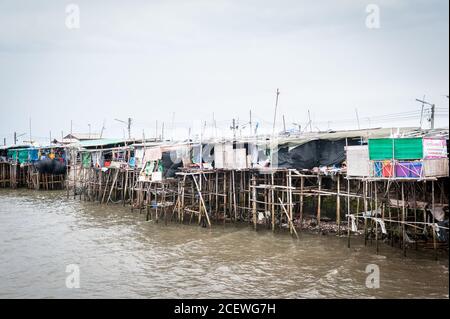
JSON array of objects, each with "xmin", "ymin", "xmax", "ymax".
[
  {"xmin": 271, "ymin": 172, "xmax": 275, "ymax": 232},
  {"xmin": 432, "ymin": 180, "xmax": 437, "ymax": 260},
  {"xmin": 215, "ymin": 171, "xmax": 219, "ymax": 223},
  {"xmin": 375, "ymin": 182, "xmax": 379, "ymax": 254},
  {"xmin": 223, "ymin": 171, "xmax": 227, "ymax": 224},
  {"xmin": 364, "ymin": 181, "xmax": 368, "ymax": 246},
  {"xmin": 288, "ymin": 170, "xmax": 293, "ymax": 235},
  {"xmin": 252, "ymin": 175, "xmax": 257, "ymax": 231},
  {"xmin": 123, "ymin": 169, "xmax": 128, "ymax": 206},
  {"xmin": 232, "ymin": 170, "xmax": 237, "ymax": 222},
  {"xmin": 413, "ymin": 183, "xmax": 418, "ymax": 250},
  {"xmin": 336, "ymin": 175, "xmax": 341, "ymax": 235},
  {"xmin": 317, "ymin": 175, "xmax": 322, "ymax": 226},
  {"xmin": 106, "ymin": 169, "xmax": 119, "ymax": 205},
  {"xmin": 299, "ymin": 176, "xmax": 304, "ymax": 231},
  {"xmin": 347, "ymin": 178, "xmax": 351, "ymax": 248},
  {"xmin": 401, "ymin": 182, "xmax": 406, "ymax": 257},
  {"xmin": 101, "ymin": 169, "xmax": 111, "ymax": 204},
  {"xmin": 278, "ymin": 198, "xmax": 299, "ymax": 239},
  {"xmin": 181, "ymin": 174, "xmax": 186, "ymax": 223},
  {"xmin": 192, "ymin": 174, "xmax": 211, "ymax": 228}
]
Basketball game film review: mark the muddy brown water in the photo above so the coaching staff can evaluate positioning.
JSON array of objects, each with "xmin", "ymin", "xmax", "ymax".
[{"xmin": 0, "ymin": 189, "xmax": 448, "ymax": 299}]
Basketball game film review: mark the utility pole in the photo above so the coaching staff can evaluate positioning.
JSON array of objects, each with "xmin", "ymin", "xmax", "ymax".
[
  {"xmin": 202, "ymin": 120, "xmax": 207, "ymax": 138},
  {"xmin": 230, "ymin": 118, "xmax": 238, "ymax": 140},
  {"xmin": 114, "ymin": 118, "xmax": 132, "ymax": 139},
  {"xmin": 3, "ymin": 137, "xmax": 6, "ymax": 146},
  {"xmin": 282, "ymin": 115, "xmax": 286, "ymax": 133},
  {"xmin": 100, "ymin": 119, "xmax": 106, "ymax": 138},
  {"xmin": 293, "ymin": 122, "xmax": 301, "ymax": 133},
  {"xmin": 127, "ymin": 117, "xmax": 132, "ymax": 139},
  {"xmin": 307, "ymin": 110, "xmax": 312, "ymax": 132},
  {"xmin": 272, "ymin": 88, "xmax": 280, "ymax": 136},
  {"xmin": 249, "ymin": 109, "xmax": 252, "ymax": 136},
  {"xmin": 419, "ymin": 95, "xmax": 426, "ymax": 128},
  {"xmin": 171, "ymin": 112, "xmax": 175, "ymax": 141},
  {"xmin": 416, "ymin": 98, "xmax": 436, "ymax": 129},
  {"xmin": 14, "ymin": 132, "xmax": 25, "ymax": 145},
  {"xmin": 431, "ymin": 104, "xmax": 435, "ymax": 129},
  {"xmin": 213, "ymin": 113, "xmax": 217, "ymax": 138},
  {"xmin": 162, "ymin": 122, "xmax": 165, "ymax": 141},
  {"xmin": 29, "ymin": 118, "xmax": 32, "ymax": 144},
  {"xmin": 355, "ymin": 108, "xmax": 361, "ymax": 130},
  {"xmin": 49, "ymin": 130, "xmax": 52, "ymax": 144}
]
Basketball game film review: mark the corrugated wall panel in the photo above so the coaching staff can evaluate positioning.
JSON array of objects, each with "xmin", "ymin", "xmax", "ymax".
[
  {"xmin": 423, "ymin": 158, "xmax": 449, "ymax": 177},
  {"xmin": 394, "ymin": 138, "xmax": 423, "ymax": 159},
  {"xmin": 369, "ymin": 138, "xmax": 423, "ymax": 160},
  {"xmin": 368, "ymin": 139, "xmax": 393, "ymax": 160}
]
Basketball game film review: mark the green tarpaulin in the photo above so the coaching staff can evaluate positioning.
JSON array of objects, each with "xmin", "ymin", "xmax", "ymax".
[
  {"xmin": 82, "ymin": 152, "xmax": 92, "ymax": 168},
  {"xmin": 368, "ymin": 139, "xmax": 393, "ymax": 160},
  {"xmin": 18, "ymin": 150, "xmax": 29, "ymax": 164},
  {"xmin": 7, "ymin": 150, "xmax": 17, "ymax": 161},
  {"xmin": 369, "ymin": 138, "xmax": 423, "ymax": 160},
  {"xmin": 7, "ymin": 149, "xmax": 30, "ymax": 163}
]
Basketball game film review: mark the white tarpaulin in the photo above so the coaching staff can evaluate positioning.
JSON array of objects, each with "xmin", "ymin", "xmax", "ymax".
[
  {"xmin": 429, "ymin": 205, "xmax": 446, "ymax": 222},
  {"xmin": 234, "ymin": 148, "xmax": 247, "ymax": 169},
  {"xmin": 214, "ymin": 144, "xmax": 225, "ymax": 169},
  {"xmin": 345, "ymin": 145, "xmax": 371, "ymax": 177},
  {"xmin": 144, "ymin": 147, "xmax": 162, "ymax": 162}
]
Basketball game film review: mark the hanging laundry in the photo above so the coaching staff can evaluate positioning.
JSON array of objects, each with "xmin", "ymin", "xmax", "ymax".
[
  {"xmin": 129, "ymin": 157, "xmax": 136, "ymax": 168},
  {"xmin": 372, "ymin": 218, "xmax": 387, "ymax": 234},
  {"xmin": 91, "ymin": 151, "xmax": 103, "ymax": 168},
  {"xmin": 346, "ymin": 214, "xmax": 358, "ymax": 232},
  {"xmin": 82, "ymin": 152, "xmax": 92, "ymax": 168},
  {"xmin": 429, "ymin": 206, "xmax": 445, "ymax": 222}
]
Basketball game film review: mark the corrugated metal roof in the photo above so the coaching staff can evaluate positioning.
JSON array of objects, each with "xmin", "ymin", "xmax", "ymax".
[
  {"xmin": 63, "ymin": 133, "xmax": 102, "ymax": 140},
  {"xmin": 78, "ymin": 138, "xmax": 127, "ymax": 148}
]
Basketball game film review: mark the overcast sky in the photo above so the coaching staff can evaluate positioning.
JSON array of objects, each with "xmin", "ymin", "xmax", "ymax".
[{"xmin": 0, "ymin": 0, "xmax": 448, "ymax": 143}]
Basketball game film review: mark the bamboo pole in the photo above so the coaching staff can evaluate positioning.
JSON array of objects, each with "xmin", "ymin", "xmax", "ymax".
[
  {"xmin": 288, "ymin": 170, "xmax": 293, "ymax": 235},
  {"xmin": 278, "ymin": 198, "xmax": 299, "ymax": 239},
  {"xmin": 375, "ymin": 182, "xmax": 379, "ymax": 254},
  {"xmin": 252, "ymin": 175, "xmax": 257, "ymax": 231},
  {"xmin": 401, "ymin": 182, "xmax": 406, "ymax": 257},
  {"xmin": 192, "ymin": 174, "xmax": 211, "ymax": 228},
  {"xmin": 336, "ymin": 175, "xmax": 341, "ymax": 235},
  {"xmin": 347, "ymin": 178, "xmax": 351, "ymax": 248},
  {"xmin": 432, "ymin": 180, "xmax": 437, "ymax": 260},
  {"xmin": 317, "ymin": 175, "xmax": 321, "ymax": 226},
  {"xmin": 271, "ymin": 172, "xmax": 275, "ymax": 232},
  {"xmin": 299, "ymin": 176, "xmax": 304, "ymax": 231},
  {"xmin": 364, "ymin": 181, "xmax": 368, "ymax": 246}
]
